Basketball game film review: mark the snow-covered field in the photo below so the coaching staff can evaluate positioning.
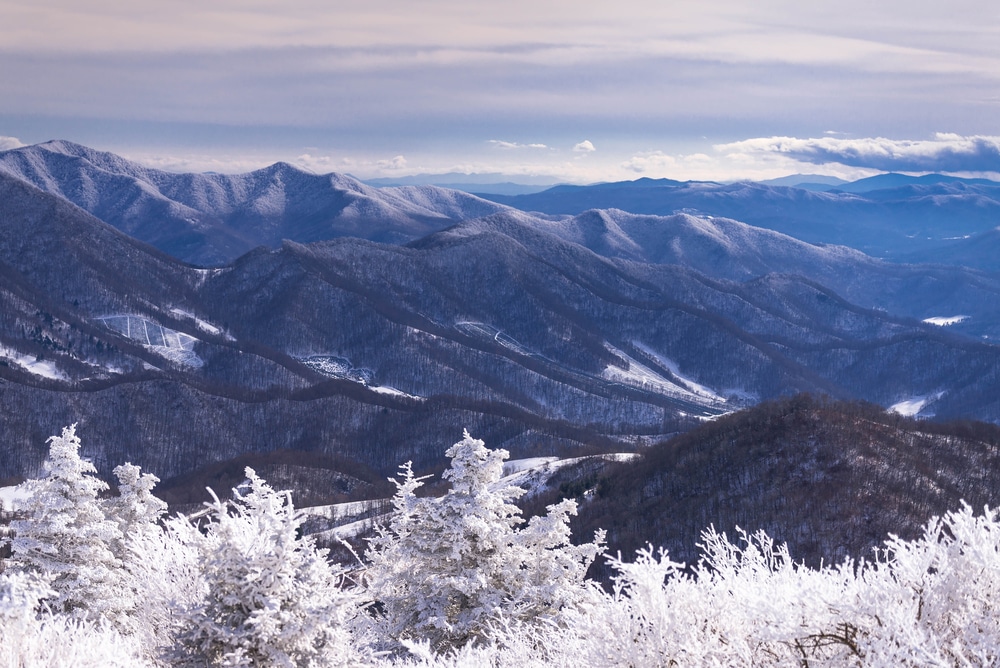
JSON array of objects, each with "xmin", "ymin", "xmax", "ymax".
[
  {"xmin": 889, "ymin": 391, "xmax": 946, "ymax": 417},
  {"xmin": 0, "ymin": 344, "xmax": 68, "ymax": 380},
  {"xmin": 96, "ymin": 315, "xmax": 203, "ymax": 367},
  {"xmin": 603, "ymin": 343, "xmax": 727, "ymax": 406}
]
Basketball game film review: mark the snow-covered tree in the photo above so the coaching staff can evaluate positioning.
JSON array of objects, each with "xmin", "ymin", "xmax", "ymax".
[
  {"xmin": 106, "ymin": 462, "xmax": 167, "ymax": 545},
  {"xmin": 6, "ymin": 424, "xmax": 132, "ymax": 625},
  {"xmin": 171, "ymin": 467, "xmax": 366, "ymax": 667},
  {"xmin": 0, "ymin": 571, "xmax": 147, "ymax": 667},
  {"xmin": 365, "ymin": 431, "xmax": 604, "ymax": 651}
]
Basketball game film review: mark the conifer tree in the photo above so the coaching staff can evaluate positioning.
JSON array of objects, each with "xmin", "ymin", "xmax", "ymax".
[
  {"xmin": 7, "ymin": 424, "xmax": 131, "ymax": 624},
  {"xmin": 365, "ymin": 431, "xmax": 604, "ymax": 651},
  {"xmin": 173, "ymin": 467, "xmax": 364, "ymax": 667}
]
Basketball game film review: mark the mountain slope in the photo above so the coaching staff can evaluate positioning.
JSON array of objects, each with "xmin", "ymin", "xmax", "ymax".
[
  {"xmin": 483, "ymin": 178, "xmax": 1000, "ymax": 264},
  {"xmin": 493, "ymin": 208, "xmax": 1000, "ymax": 340},
  {"xmin": 0, "ymin": 141, "xmax": 510, "ymax": 265},
  {"xmin": 4, "ymin": 143, "xmax": 1000, "ymax": 498},
  {"xmin": 567, "ymin": 395, "xmax": 1000, "ymax": 568}
]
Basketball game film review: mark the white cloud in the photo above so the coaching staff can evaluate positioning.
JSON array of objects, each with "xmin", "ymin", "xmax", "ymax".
[
  {"xmin": 573, "ymin": 140, "xmax": 596, "ymax": 153},
  {"xmin": 376, "ymin": 155, "xmax": 407, "ymax": 170},
  {"xmin": 0, "ymin": 136, "xmax": 25, "ymax": 150},
  {"xmin": 716, "ymin": 134, "xmax": 1000, "ymax": 173},
  {"xmin": 488, "ymin": 140, "xmax": 549, "ymax": 150},
  {"xmin": 621, "ymin": 151, "xmax": 677, "ymax": 173}
]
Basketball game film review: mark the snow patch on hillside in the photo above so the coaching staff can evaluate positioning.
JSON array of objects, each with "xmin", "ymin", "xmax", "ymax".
[
  {"xmin": 169, "ymin": 308, "xmax": 231, "ymax": 339},
  {"xmin": 96, "ymin": 315, "xmax": 203, "ymax": 367},
  {"xmin": 636, "ymin": 344, "xmax": 727, "ymax": 402},
  {"xmin": 605, "ymin": 343, "xmax": 726, "ymax": 404},
  {"xmin": 0, "ymin": 345, "xmax": 68, "ymax": 380},
  {"xmin": 890, "ymin": 391, "xmax": 946, "ymax": 417},
  {"xmin": 369, "ymin": 385, "xmax": 424, "ymax": 400},
  {"xmin": 923, "ymin": 315, "xmax": 969, "ymax": 326}
]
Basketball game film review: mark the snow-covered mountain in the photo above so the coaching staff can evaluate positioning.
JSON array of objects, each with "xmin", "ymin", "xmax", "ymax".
[
  {"xmin": 4, "ymin": 141, "xmax": 1000, "ymax": 502},
  {"xmin": 483, "ymin": 176, "xmax": 1000, "ymax": 264},
  {"xmin": 0, "ymin": 140, "xmax": 510, "ymax": 265}
]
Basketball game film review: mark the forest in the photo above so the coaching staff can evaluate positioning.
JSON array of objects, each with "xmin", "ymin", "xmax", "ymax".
[{"xmin": 3, "ymin": 423, "xmax": 1000, "ymax": 666}]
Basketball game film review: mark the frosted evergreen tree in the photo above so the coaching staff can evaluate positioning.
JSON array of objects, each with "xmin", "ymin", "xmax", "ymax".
[
  {"xmin": 7, "ymin": 424, "xmax": 132, "ymax": 625},
  {"xmin": 106, "ymin": 462, "xmax": 167, "ymax": 545},
  {"xmin": 173, "ymin": 467, "xmax": 365, "ymax": 667},
  {"xmin": 365, "ymin": 431, "xmax": 604, "ymax": 651},
  {"xmin": 0, "ymin": 571, "xmax": 146, "ymax": 667}
]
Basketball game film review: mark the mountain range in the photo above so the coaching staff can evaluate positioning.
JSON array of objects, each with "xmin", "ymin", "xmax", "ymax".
[
  {"xmin": 2, "ymin": 141, "xmax": 1000, "ymax": 528},
  {"xmin": 481, "ymin": 174, "xmax": 1000, "ymax": 264}
]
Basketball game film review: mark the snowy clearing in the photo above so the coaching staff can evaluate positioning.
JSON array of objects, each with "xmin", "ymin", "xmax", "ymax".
[
  {"xmin": 0, "ymin": 345, "xmax": 68, "ymax": 381},
  {"xmin": 503, "ymin": 457, "xmax": 560, "ymax": 476},
  {"xmin": 923, "ymin": 315, "xmax": 969, "ymax": 326},
  {"xmin": 368, "ymin": 385, "xmax": 424, "ymax": 400},
  {"xmin": 168, "ymin": 308, "xmax": 232, "ymax": 339},
  {"xmin": 603, "ymin": 343, "xmax": 726, "ymax": 405},
  {"xmin": 890, "ymin": 392, "xmax": 945, "ymax": 417},
  {"xmin": 96, "ymin": 315, "xmax": 203, "ymax": 367},
  {"xmin": 633, "ymin": 342, "xmax": 728, "ymax": 401}
]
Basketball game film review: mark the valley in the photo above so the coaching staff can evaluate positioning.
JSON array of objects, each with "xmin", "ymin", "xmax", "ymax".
[{"xmin": 2, "ymin": 140, "xmax": 1000, "ymax": 566}]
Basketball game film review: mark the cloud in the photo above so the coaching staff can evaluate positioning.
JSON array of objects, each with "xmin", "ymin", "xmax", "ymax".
[
  {"xmin": 573, "ymin": 140, "xmax": 596, "ymax": 153},
  {"xmin": 0, "ymin": 136, "xmax": 25, "ymax": 150},
  {"xmin": 377, "ymin": 155, "xmax": 407, "ymax": 170},
  {"xmin": 715, "ymin": 134, "xmax": 1000, "ymax": 173},
  {"xmin": 621, "ymin": 151, "xmax": 677, "ymax": 173},
  {"xmin": 488, "ymin": 140, "xmax": 549, "ymax": 150}
]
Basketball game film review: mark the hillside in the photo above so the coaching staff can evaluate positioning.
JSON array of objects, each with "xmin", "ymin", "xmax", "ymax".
[
  {"xmin": 3, "ymin": 142, "xmax": 1000, "ymax": 499},
  {"xmin": 564, "ymin": 395, "xmax": 1000, "ymax": 568},
  {"xmin": 483, "ymin": 177, "xmax": 1000, "ymax": 264},
  {"xmin": 0, "ymin": 140, "xmax": 510, "ymax": 265}
]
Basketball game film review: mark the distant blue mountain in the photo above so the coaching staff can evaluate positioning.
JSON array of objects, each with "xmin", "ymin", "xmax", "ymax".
[
  {"xmin": 363, "ymin": 173, "xmax": 558, "ymax": 196},
  {"xmin": 757, "ymin": 174, "xmax": 849, "ymax": 189},
  {"xmin": 482, "ymin": 176, "xmax": 1000, "ymax": 265},
  {"xmin": 834, "ymin": 172, "xmax": 1000, "ymax": 193}
]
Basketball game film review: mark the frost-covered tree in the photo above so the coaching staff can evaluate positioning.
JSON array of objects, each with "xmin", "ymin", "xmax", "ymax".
[
  {"xmin": 106, "ymin": 462, "xmax": 167, "ymax": 545},
  {"xmin": 0, "ymin": 571, "xmax": 147, "ymax": 667},
  {"xmin": 171, "ymin": 467, "xmax": 366, "ymax": 667},
  {"xmin": 7, "ymin": 424, "xmax": 132, "ymax": 625},
  {"xmin": 365, "ymin": 431, "xmax": 604, "ymax": 651}
]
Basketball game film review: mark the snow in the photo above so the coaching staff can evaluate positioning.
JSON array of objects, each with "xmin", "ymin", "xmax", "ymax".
[
  {"xmin": 96, "ymin": 315, "xmax": 203, "ymax": 367},
  {"xmin": 0, "ymin": 345, "xmax": 68, "ymax": 381},
  {"xmin": 369, "ymin": 385, "xmax": 424, "ymax": 400},
  {"xmin": 0, "ymin": 484, "xmax": 30, "ymax": 511},
  {"xmin": 603, "ymin": 343, "xmax": 726, "ymax": 405},
  {"xmin": 923, "ymin": 315, "xmax": 969, "ymax": 326},
  {"xmin": 503, "ymin": 457, "xmax": 559, "ymax": 476},
  {"xmin": 169, "ymin": 308, "xmax": 228, "ymax": 338},
  {"xmin": 889, "ymin": 391, "xmax": 945, "ymax": 417},
  {"xmin": 634, "ymin": 343, "xmax": 727, "ymax": 401}
]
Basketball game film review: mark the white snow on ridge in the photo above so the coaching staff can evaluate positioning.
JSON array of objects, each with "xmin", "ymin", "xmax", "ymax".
[
  {"xmin": 0, "ymin": 344, "xmax": 68, "ymax": 381},
  {"xmin": 923, "ymin": 315, "xmax": 969, "ymax": 326},
  {"xmin": 503, "ymin": 457, "xmax": 559, "ymax": 476}
]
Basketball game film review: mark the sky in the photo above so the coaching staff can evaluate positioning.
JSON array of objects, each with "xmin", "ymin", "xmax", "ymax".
[{"xmin": 1, "ymin": 1, "xmax": 999, "ymax": 183}]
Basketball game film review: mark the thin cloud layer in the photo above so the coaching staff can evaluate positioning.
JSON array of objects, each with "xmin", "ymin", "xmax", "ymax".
[
  {"xmin": 717, "ymin": 134, "xmax": 1000, "ymax": 173},
  {"xmin": 489, "ymin": 140, "xmax": 548, "ymax": 150}
]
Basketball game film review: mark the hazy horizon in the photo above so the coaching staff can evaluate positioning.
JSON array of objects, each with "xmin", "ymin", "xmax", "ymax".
[{"xmin": 2, "ymin": 1, "xmax": 999, "ymax": 183}]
